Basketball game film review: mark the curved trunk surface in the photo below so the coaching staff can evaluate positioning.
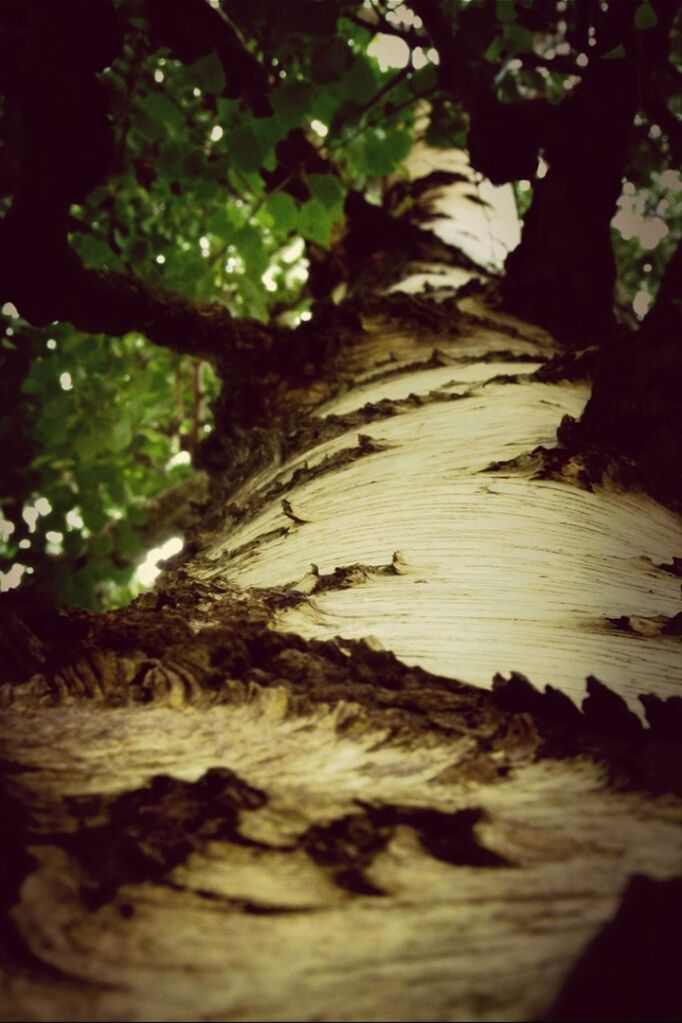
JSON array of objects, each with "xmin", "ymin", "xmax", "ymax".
[{"xmin": 2, "ymin": 151, "xmax": 681, "ymax": 1023}]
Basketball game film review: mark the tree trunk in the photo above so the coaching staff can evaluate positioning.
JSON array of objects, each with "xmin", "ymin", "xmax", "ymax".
[{"xmin": 2, "ymin": 153, "xmax": 681, "ymax": 1023}]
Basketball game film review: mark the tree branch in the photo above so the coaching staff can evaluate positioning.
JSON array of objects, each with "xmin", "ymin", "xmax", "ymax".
[
  {"xmin": 409, "ymin": 0, "xmax": 488, "ymax": 101},
  {"xmin": 574, "ymin": 235, "xmax": 682, "ymax": 508},
  {"xmin": 0, "ymin": 0, "xmax": 278, "ymax": 369},
  {"xmin": 502, "ymin": 0, "xmax": 681, "ymax": 337},
  {"xmin": 0, "ymin": 213, "xmax": 272, "ymax": 364},
  {"xmin": 343, "ymin": 9, "xmax": 428, "ymax": 50},
  {"xmin": 412, "ymin": 0, "xmax": 679, "ymax": 338}
]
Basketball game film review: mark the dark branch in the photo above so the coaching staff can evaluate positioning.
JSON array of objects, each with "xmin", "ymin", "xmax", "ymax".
[
  {"xmin": 410, "ymin": 0, "xmax": 500, "ymax": 108},
  {"xmin": 0, "ymin": 221, "xmax": 271, "ymax": 363},
  {"xmin": 343, "ymin": 9, "xmax": 428, "ymax": 50},
  {"xmin": 414, "ymin": 0, "xmax": 680, "ymax": 339},
  {"xmin": 0, "ymin": 0, "xmax": 278, "ymax": 368},
  {"xmin": 501, "ymin": 53, "xmax": 638, "ymax": 339},
  {"xmin": 354, "ymin": 64, "xmax": 412, "ymax": 119},
  {"xmin": 575, "ymin": 236, "xmax": 682, "ymax": 508},
  {"xmin": 502, "ymin": 0, "xmax": 681, "ymax": 338}
]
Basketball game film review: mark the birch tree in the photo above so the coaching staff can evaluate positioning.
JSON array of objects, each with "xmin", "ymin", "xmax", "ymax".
[{"xmin": 1, "ymin": 2, "xmax": 681, "ymax": 1020}]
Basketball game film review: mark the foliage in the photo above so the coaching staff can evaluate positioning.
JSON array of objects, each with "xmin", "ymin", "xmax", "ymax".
[
  {"xmin": 0, "ymin": 0, "xmax": 679, "ymax": 607},
  {"xmin": 0, "ymin": 315, "xmax": 218, "ymax": 606}
]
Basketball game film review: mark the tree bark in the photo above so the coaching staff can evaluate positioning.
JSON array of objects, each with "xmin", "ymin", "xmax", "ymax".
[{"xmin": 1, "ymin": 152, "xmax": 681, "ymax": 1023}]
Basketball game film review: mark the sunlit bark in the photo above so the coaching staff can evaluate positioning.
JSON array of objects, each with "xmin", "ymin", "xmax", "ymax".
[{"xmin": 1, "ymin": 153, "xmax": 680, "ymax": 1023}]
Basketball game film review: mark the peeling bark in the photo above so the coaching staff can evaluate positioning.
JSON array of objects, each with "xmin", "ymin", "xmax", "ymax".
[{"xmin": 2, "ymin": 156, "xmax": 681, "ymax": 1023}]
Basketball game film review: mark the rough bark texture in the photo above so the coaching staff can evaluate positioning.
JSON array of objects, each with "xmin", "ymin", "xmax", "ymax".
[{"xmin": 1, "ymin": 153, "xmax": 681, "ymax": 1023}]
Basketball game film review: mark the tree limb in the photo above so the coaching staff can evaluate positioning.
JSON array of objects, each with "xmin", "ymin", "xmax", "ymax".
[
  {"xmin": 0, "ymin": 216, "xmax": 272, "ymax": 364},
  {"xmin": 0, "ymin": 0, "xmax": 277, "ymax": 368},
  {"xmin": 344, "ymin": 9, "xmax": 428, "ymax": 50}
]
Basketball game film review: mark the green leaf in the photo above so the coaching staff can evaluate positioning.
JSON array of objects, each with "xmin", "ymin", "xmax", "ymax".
[
  {"xmin": 132, "ymin": 106, "xmax": 165, "ymax": 142},
  {"xmin": 72, "ymin": 234, "xmax": 123, "ymax": 271},
  {"xmin": 306, "ymin": 174, "xmax": 345, "ymax": 213},
  {"xmin": 496, "ymin": 0, "xmax": 517, "ymax": 23},
  {"xmin": 36, "ymin": 397, "xmax": 73, "ymax": 444},
  {"xmin": 311, "ymin": 38, "xmax": 354, "ymax": 84},
  {"xmin": 250, "ymin": 116, "xmax": 287, "ymax": 166},
  {"xmin": 602, "ymin": 43, "xmax": 626, "ymax": 60},
  {"xmin": 102, "ymin": 464, "xmax": 129, "ymax": 504},
  {"xmin": 229, "ymin": 126, "xmax": 265, "ymax": 173},
  {"xmin": 140, "ymin": 92, "xmax": 185, "ymax": 134},
  {"xmin": 80, "ymin": 496, "xmax": 108, "ymax": 533},
  {"xmin": 91, "ymin": 533, "xmax": 114, "ymax": 559},
  {"xmin": 116, "ymin": 521, "xmax": 140, "ymax": 560},
  {"xmin": 233, "ymin": 225, "xmax": 269, "ymax": 275},
  {"xmin": 409, "ymin": 64, "xmax": 439, "ymax": 95},
  {"xmin": 271, "ymin": 82, "xmax": 315, "ymax": 128},
  {"xmin": 77, "ymin": 426, "xmax": 108, "ymax": 460},
  {"xmin": 484, "ymin": 36, "xmax": 505, "ymax": 64},
  {"xmin": 163, "ymin": 250, "xmax": 210, "ymax": 299},
  {"xmin": 299, "ymin": 198, "xmax": 333, "ymax": 247},
  {"xmin": 188, "ymin": 53, "xmax": 226, "ymax": 95},
  {"xmin": 107, "ymin": 418, "xmax": 133, "ymax": 453},
  {"xmin": 128, "ymin": 505, "xmax": 148, "ymax": 527},
  {"xmin": 311, "ymin": 90, "xmax": 343, "ymax": 125},
  {"xmin": 216, "ymin": 97, "xmax": 240, "ymax": 122},
  {"xmin": 211, "ymin": 201, "xmax": 247, "ymax": 237},
  {"xmin": 158, "ymin": 140, "xmax": 185, "ymax": 178},
  {"xmin": 239, "ymin": 276, "xmax": 269, "ymax": 320},
  {"xmin": 335, "ymin": 54, "xmax": 378, "ymax": 104},
  {"xmin": 634, "ymin": 2, "xmax": 658, "ymax": 29},
  {"xmin": 503, "ymin": 23, "xmax": 534, "ymax": 55},
  {"xmin": 362, "ymin": 129, "xmax": 412, "ymax": 176},
  {"xmin": 228, "ymin": 166, "xmax": 264, "ymax": 195},
  {"xmin": 264, "ymin": 192, "xmax": 298, "ymax": 232}
]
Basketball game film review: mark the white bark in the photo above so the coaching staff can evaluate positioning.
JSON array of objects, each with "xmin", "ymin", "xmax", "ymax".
[
  {"xmin": 195, "ymin": 155, "xmax": 681, "ymax": 711},
  {"xmin": 1, "ymin": 150, "xmax": 680, "ymax": 1023}
]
